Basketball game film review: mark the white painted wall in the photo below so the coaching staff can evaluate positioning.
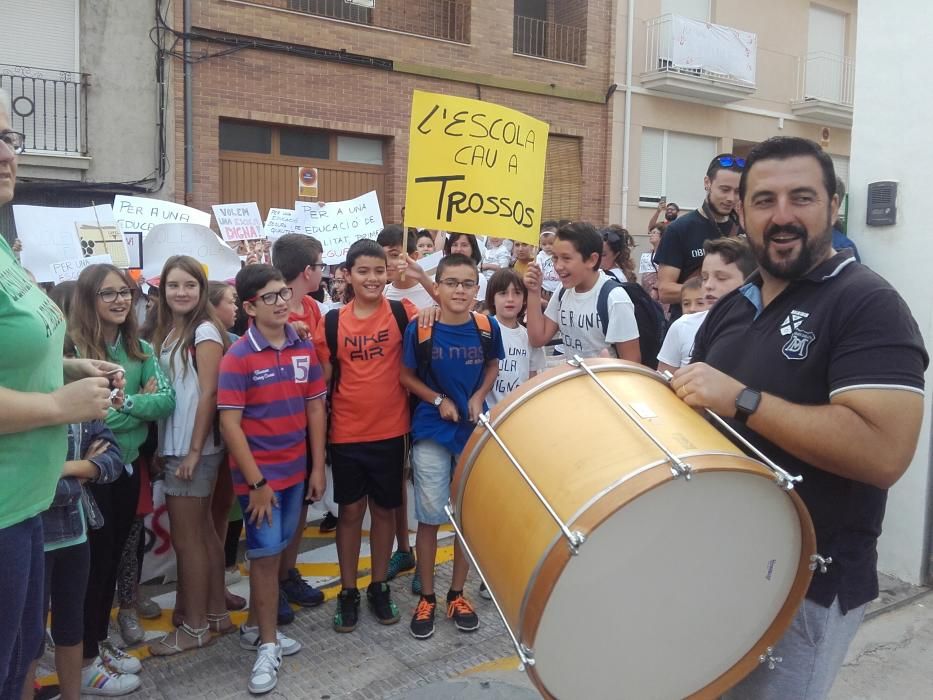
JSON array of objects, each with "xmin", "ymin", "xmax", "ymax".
[{"xmin": 848, "ymin": 0, "xmax": 933, "ymax": 585}]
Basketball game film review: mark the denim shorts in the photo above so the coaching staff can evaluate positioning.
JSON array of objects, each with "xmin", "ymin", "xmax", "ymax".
[
  {"xmin": 410, "ymin": 439, "xmax": 458, "ymax": 526},
  {"xmin": 163, "ymin": 452, "xmax": 224, "ymax": 498},
  {"xmin": 237, "ymin": 481, "xmax": 304, "ymax": 560}
]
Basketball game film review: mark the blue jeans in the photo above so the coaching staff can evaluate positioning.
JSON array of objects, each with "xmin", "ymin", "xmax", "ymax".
[
  {"xmin": 411, "ymin": 439, "xmax": 458, "ymax": 526},
  {"xmin": 238, "ymin": 482, "xmax": 304, "ymax": 560},
  {"xmin": 0, "ymin": 516, "xmax": 45, "ymax": 697},
  {"xmin": 723, "ymin": 596, "xmax": 867, "ymax": 700}
]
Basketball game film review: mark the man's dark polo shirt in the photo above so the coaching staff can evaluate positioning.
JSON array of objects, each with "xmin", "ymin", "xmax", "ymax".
[
  {"xmin": 692, "ymin": 251, "xmax": 928, "ymax": 613},
  {"xmin": 654, "ymin": 209, "xmax": 732, "ymax": 320}
]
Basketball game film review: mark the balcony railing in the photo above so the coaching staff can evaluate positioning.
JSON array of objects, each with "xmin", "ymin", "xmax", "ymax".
[
  {"xmin": 643, "ymin": 14, "xmax": 757, "ymax": 87},
  {"xmin": 797, "ymin": 52, "xmax": 855, "ymax": 107},
  {"xmin": 513, "ymin": 14, "xmax": 586, "ymax": 65},
  {"xmin": 281, "ymin": 0, "xmax": 470, "ymax": 43},
  {"xmin": 0, "ymin": 64, "xmax": 88, "ymax": 155}
]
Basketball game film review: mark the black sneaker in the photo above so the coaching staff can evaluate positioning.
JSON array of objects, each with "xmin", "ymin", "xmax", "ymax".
[
  {"xmin": 333, "ymin": 588, "xmax": 360, "ymax": 633},
  {"xmin": 446, "ymin": 593, "xmax": 480, "ymax": 632},
  {"xmin": 367, "ymin": 581, "xmax": 400, "ymax": 625},
  {"xmin": 319, "ymin": 512, "xmax": 338, "ymax": 533},
  {"xmin": 409, "ymin": 596, "xmax": 436, "ymax": 639}
]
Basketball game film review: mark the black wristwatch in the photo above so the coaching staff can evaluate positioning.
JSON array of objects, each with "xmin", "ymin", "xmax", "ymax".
[
  {"xmin": 249, "ymin": 477, "xmax": 268, "ymax": 490},
  {"xmin": 734, "ymin": 387, "xmax": 762, "ymax": 424}
]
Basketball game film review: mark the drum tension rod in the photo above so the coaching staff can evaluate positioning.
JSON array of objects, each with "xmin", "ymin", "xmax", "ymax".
[
  {"xmin": 809, "ymin": 554, "xmax": 833, "ymax": 574},
  {"xmin": 477, "ymin": 413, "xmax": 587, "ymax": 553},
  {"xmin": 659, "ymin": 370, "xmax": 803, "ymax": 491},
  {"xmin": 570, "ymin": 357, "xmax": 692, "ymax": 480},
  {"xmin": 444, "ymin": 503, "xmax": 536, "ymax": 669}
]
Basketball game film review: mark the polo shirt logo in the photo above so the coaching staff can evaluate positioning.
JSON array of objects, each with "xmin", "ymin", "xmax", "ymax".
[
  {"xmin": 783, "ymin": 329, "xmax": 816, "ymax": 360},
  {"xmin": 780, "ymin": 310, "xmax": 810, "ymax": 336},
  {"xmin": 252, "ymin": 368, "xmax": 276, "ymax": 383}
]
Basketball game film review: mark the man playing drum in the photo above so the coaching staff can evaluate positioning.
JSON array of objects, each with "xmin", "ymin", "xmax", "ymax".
[{"xmin": 672, "ymin": 136, "xmax": 927, "ymax": 700}]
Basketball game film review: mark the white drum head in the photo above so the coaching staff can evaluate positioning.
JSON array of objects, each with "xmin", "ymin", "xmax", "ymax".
[{"xmin": 531, "ymin": 469, "xmax": 803, "ymax": 700}]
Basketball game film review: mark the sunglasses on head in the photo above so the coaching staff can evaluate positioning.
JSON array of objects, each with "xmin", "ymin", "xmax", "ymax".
[{"xmin": 714, "ymin": 155, "xmax": 746, "ymax": 169}]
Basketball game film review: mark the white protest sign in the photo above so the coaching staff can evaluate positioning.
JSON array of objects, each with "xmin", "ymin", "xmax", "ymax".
[
  {"xmin": 212, "ymin": 202, "xmax": 264, "ymax": 242},
  {"xmin": 123, "ymin": 232, "xmax": 143, "ymax": 269},
  {"xmin": 295, "ymin": 191, "xmax": 384, "ymax": 264},
  {"xmin": 143, "ymin": 223, "xmax": 242, "ymax": 282},
  {"xmin": 14, "ymin": 204, "xmax": 116, "ymax": 283},
  {"xmin": 264, "ymin": 208, "xmax": 302, "ymax": 240},
  {"xmin": 49, "ymin": 254, "xmax": 113, "ymax": 284},
  {"xmin": 113, "ymin": 195, "xmax": 211, "ymax": 235},
  {"xmin": 417, "ymin": 250, "xmax": 444, "ymax": 275}
]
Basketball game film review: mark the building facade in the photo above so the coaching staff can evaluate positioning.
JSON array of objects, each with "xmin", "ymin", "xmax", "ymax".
[
  {"xmin": 0, "ymin": 0, "xmax": 173, "ymax": 240},
  {"xmin": 173, "ymin": 0, "xmax": 615, "ymax": 227},
  {"xmin": 611, "ymin": 0, "xmax": 858, "ymax": 242}
]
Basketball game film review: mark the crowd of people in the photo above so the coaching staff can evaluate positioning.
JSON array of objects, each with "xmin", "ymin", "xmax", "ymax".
[{"xmin": 1, "ymin": 77, "xmax": 927, "ymax": 700}]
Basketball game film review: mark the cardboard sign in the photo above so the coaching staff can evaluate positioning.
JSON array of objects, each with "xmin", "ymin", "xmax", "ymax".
[
  {"xmin": 48, "ymin": 254, "xmax": 114, "ymax": 284},
  {"xmin": 143, "ymin": 223, "xmax": 242, "ymax": 282},
  {"xmin": 76, "ymin": 224, "xmax": 130, "ymax": 268},
  {"xmin": 212, "ymin": 202, "xmax": 264, "ymax": 242},
  {"xmin": 294, "ymin": 191, "xmax": 384, "ymax": 264},
  {"xmin": 417, "ymin": 250, "xmax": 444, "ymax": 275},
  {"xmin": 123, "ymin": 231, "xmax": 143, "ymax": 269},
  {"xmin": 298, "ymin": 167, "xmax": 319, "ymax": 198},
  {"xmin": 404, "ymin": 91, "xmax": 549, "ymax": 245},
  {"xmin": 13, "ymin": 204, "xmax": 117, "ymax": 283},
  {"xmin": 264, "ymin": 208, "xmax": 302, "ymax": 240},
  {"xmin": 113, "ymin": 195, "xmax": 211, "ymax": 235}
]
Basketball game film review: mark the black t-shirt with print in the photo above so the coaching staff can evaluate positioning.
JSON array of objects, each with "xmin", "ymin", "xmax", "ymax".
[
  {"xmin": 692, "ymin": 252, "xmax": 928, "ymax": 613},
  {"xmin": 654, "ymin": 209, "xmax": 732, "ymax": 321}
]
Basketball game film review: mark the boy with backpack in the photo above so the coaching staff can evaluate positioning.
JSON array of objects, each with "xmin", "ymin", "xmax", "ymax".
[
  {"xmin": 312, "ymin": 240, "xmax": 418, "ymax": 633},
  {"xmin": 524, "ymin": 222, "xmax": 643, "ymax": 363},
  {"xmin": 400, "ymin": 253, "xmax": 504, "ymax": 640}
]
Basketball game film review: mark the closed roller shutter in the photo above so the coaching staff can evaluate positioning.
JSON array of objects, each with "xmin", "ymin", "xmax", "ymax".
[{"xmin": 541, "ymin": 135, "xmax": 582, "ymax": 222}]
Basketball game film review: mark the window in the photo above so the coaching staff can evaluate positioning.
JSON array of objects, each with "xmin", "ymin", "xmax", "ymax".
[
  {"xmin": 287, "ymin": 0, "xmax": 372, "ymax": 25},
  {"xmin": 639, "ymin": 128, "xmax": 718, "ymax": 209},
  {"xmin": 219, "ymin": 122, "xmax": 272, "ymax": 154},
  {"xmin": 513, "ymin": 0, "xmax": 587, "ymax": 65},
  {"xmin": 280, "ymin": 128, "xmax": 330, "ymax": 159},
  {"xmin": 336, "ymin": 136, "xmax": 383, "ymax": 165},
  {"xmin": 541, "ymin": 135, "xmax": 582, "ymax": 221},
  {"xmin": 660, "ymin": 0, "xmax": 710, "ymax": 20}
]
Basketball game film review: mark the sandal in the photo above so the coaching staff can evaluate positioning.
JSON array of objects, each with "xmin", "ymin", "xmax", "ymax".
[
  {"xmin": 148, "ymin": 623, "xmax": 213, "ymax": 656},
  {"xmin": 207, "ymin": 612, "xmax": 235, "ymax": 636}
]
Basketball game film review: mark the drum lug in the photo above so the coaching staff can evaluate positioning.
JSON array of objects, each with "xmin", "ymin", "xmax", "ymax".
[
  {"xmin": 758, "ymin": 646, "xmax": 783, "ymax": 670},
  {"xmin": 519, "ymin": 645, "xmax": 536, "ymax": 669},
  {"xmin": 809, "ymin": 553, "xmax": 833, "ymax": 574},
  {"xmin": 670, "ymin": 461, "xmax": 692, "ymax": 480},
  {"xmin": 568, "ymin": 531, "xmax": 586, "ymax": 554}
]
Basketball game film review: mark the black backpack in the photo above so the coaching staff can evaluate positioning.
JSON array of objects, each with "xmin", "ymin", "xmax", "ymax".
[
  {"xmin": 323, "ymin": 299, "xmax": 410, "ymax": 395},
  {"xmin": 558, "ymin": 277, "xmax": 667, "ymax": 370}
]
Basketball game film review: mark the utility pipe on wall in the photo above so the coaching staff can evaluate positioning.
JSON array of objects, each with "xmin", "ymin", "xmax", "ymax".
[
  {"xmin": 620, "ymin": 0, "xmax": 635, "ymax": 228},
  {"xmin": 184, "ymin": 0, "xmax": 193, "ymax": 199}
]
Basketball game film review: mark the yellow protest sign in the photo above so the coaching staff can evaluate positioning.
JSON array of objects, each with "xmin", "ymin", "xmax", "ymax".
[{"xmin": 404, "ymin": 91, "xmax": 548, "ymax": 245}]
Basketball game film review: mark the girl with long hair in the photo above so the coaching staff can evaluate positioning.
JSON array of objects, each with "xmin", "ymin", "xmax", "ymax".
[
  {"xmin": 70, "ymin": 264, "xmax": 175, "ymax": 690},
  {"xmin": 149, "ymin": 256, "xmax": 232, "ymax": 654},
  {"xmin": 600, "ymin": 225, "xmax": 637, "ymax": 283}
]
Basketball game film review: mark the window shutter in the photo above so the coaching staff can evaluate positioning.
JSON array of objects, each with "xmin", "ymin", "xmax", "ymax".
[
  {"xmin": 541, "ymin": 135, "xmax": 582, "ymax": 222},
  {"xmin": 0, "ymin": 0, "xmax": 77, "ymax": 71},
  {"xmin": 660, "ymin": 0, "xmax": 710, "ymax": 21},
  {"xmin": 639, "ymin": 128, "xmax": 664, "ymax": 202},
  {"xmin": 831, "ymin": 155, "xmax": 849, "ymax": 189},
  {"xmin": 665, "ymin": 131, "xmax": 717, "ymax": 209}
]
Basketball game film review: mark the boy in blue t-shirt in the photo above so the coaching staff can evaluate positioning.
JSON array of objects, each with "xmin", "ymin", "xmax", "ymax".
[{"xmin": 400, "ymin": 254, "xmax": 504, "ymax": 641}]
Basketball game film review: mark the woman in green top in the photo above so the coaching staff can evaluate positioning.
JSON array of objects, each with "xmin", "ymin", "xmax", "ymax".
[
  {"xmin": 69, "ymin": 263, "xmax": 175, "ymax": 680},
  {"xmin": 0, "ymin": 92, "xmax": 123, "ymax": 698}
]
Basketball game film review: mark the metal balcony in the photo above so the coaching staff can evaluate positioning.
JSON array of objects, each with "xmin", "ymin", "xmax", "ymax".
[
  {"xmin": 641, "ymin": 14, "xmax": 757, "ymax": 103},
  {"xmin": 791, "ymin": 52, "xmax": 855, "ymax": 126},
  {"xmin": 0, "ymin": 64, "xmax": 88, "ymax": 155},
  {"xmin": 513, "ymin": 14, "xmax": 586, "ymax": 65}
]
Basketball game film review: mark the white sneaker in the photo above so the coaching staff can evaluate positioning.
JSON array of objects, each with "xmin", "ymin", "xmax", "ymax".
[
  {"xmin": 225, "ymin": 567, "xmax": 242, "ymax": 585},
  {"xmin": 239, "ymin": 624, "xmax": 302, "ymax": 656},
  {"xmin": 80, "ymin": 657, "xmax": 141, "ymax": 696},
  {"xmin": 99, "ymin": 640, "xmax": 143, "ymax": 674},
  {"xmin": 248, "ymin": 643, "xmax": 282, "ymax": 695}
]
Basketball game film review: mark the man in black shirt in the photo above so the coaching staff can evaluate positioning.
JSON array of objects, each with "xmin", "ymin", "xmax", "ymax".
[
  {"xmin": 655, "ymin": 154, "xmax": 743, "ymax": 320},
  {"xmin": 672, "ymin": 137, "xmax": 927, "ymax": 700}
]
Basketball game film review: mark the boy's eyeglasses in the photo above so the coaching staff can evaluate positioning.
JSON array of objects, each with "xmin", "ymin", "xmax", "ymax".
[
  {"xmin": 246, "ymin": 287, "xmax": 294, "ymax": 305},
  {"xmin": 715, "ymin": 155, "xmax": 746, "ymax": 169},
  {"xmin": 97, "ymin": 288, "xmax": 134, "ymax": 303},
  {"xmin": 307, "ymin": 263, "xmax": 327, "ymax": 272},
  {"xmin": 0, "ymin": 130, "xmax": 26, "ymax": 155},
  {"xmin": 439, "ymin": 279, "xmax": 478, "ymax": 291}
]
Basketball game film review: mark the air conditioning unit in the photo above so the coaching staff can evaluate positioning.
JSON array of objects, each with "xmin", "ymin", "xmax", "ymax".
[{"xmin": 345, "ymin": 0, "xmax": 375, "ymax": 8}]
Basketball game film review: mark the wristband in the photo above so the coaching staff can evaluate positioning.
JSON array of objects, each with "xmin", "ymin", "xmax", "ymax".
[{"xmin": 249, "ymin": 477, "xmax": 268, "ymax": 490}]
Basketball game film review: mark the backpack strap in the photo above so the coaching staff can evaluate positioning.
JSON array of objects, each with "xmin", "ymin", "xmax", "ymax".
[
  {"xmin": 415, "ymin": 322, "xmax": 435, "ymax": 386},
  {"xmin": 596, "ymin": 278, "xmax": 623, "ymax": 336},
  {"xmin": 388, "ymin": 299, "xmax": 410, "ymax": 337},
  {"xmin": 324, "ymin": 308, "xmax": 340, "ymax": 394},
  {"xmin": 470, "ymin": 312, "xmax": 495, "ymax": 366}
]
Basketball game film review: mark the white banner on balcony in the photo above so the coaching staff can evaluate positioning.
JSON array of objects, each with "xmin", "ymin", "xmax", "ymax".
[{"xmin": 669, "ymin": 15, "xmax": 757, "ymax": 84}]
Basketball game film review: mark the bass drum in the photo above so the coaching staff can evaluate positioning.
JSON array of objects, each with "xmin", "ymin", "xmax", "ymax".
[{"xmin": 451, "ymin": 359, "xmax": 815, "ymax": 700}]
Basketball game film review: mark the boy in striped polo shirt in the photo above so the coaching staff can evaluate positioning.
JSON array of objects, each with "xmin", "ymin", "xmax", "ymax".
[{"xmin": 218, "ymin": 265, "xmax": 327, "ymax": 696}]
